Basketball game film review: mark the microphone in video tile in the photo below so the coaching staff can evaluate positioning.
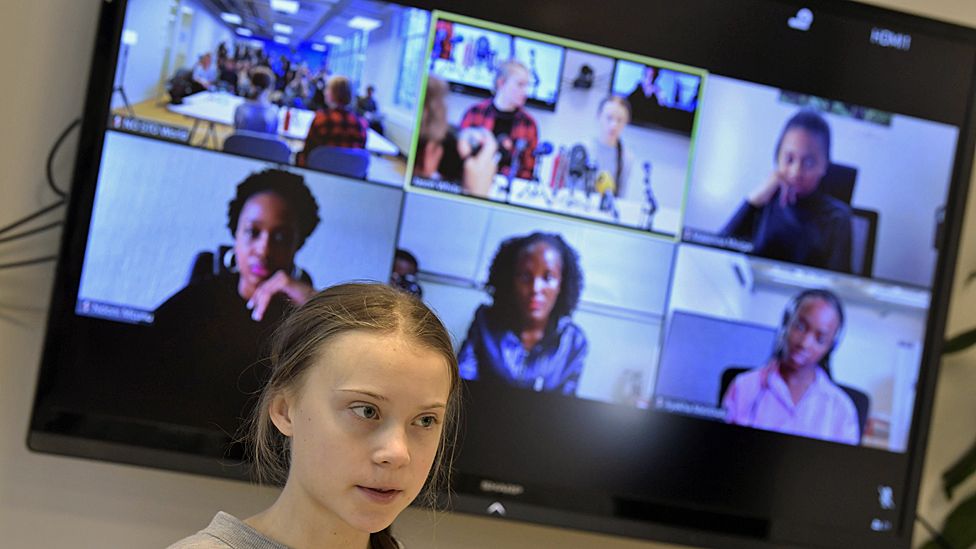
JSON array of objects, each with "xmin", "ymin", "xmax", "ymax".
[
  {"xmin": 550, "ymin": 146, "xmax": 568, "ymax": 191},
  {"xmin": 505, "ymin": 138, "xmax": 528, "ymax": 201},
  {"xmin": 531, "ymin": 141, "xmax": 553, "ymax": 181},
  {"xmin": 567, "ymin": 143, "xmax": 591, "ymax": 198},
  {"xmin": 641, "ymin": 161, "xmax": 658, "ymax": 230},
  {"xmin": 464, "ymin": 128, "xmax": 499, "ymax": 158},
  {"xmin": 595, "ymin": 171, "xmax": 620, "ymax": 221}
]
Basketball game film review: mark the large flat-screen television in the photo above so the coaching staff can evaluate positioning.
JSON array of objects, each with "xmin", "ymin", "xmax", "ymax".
[{"xmin": 29, "ymin": 0, "xmax": 976, "ymax": 547}]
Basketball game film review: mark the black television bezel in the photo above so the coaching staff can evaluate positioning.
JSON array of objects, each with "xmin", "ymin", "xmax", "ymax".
[{"xmin": 27, "ymin": 0, "xmax": 976, "ymax": 548}]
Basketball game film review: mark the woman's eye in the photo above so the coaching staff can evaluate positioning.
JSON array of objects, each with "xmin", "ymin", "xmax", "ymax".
[
  {"xmin": 271, "ymin": 231, "xmax": 294, "ymax": 245},
  {"xmin": 351, "ymin": 405, "xmax": 379, "ymax": 420},
  {"xmin": 414, "ymin": 415, "xmax": 439, "ymax": 429}
]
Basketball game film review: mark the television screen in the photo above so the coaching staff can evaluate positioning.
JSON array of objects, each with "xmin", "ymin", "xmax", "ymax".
[
  {"xmin": 29, "ymin": 0, "xmax": 976, "ymax": 547},
  {"xmin": 429, "ymin": 19, "xmax": 565, "ymax": 110},
  {"xmin": 611, "ymin": 59, "xmax": 702, "ymax": 134}
]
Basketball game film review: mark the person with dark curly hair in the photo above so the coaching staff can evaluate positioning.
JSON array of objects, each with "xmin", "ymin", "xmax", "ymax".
[
  {"xmin": 151, "ymin": 168, "xmax": 321, "ymax": 434},
  {"xmin": 457, "ymin": 232, "xmax": 588, "ymax": 395}
]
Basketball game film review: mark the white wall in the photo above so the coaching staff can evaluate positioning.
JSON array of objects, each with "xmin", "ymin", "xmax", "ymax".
[
  {"xmin": 111, "ymin": 0, "xmax": 236, "ymax": 109},
  {"xmin": 3, "ymin": 1, "xmax": 976, "ymax": 548},
  {"xmin": 111, "ymin": 0, "xmax": 172, "ymax": 108},
  {"xmin": 186, "ymin": 0, "xmax": 233, "ymax": 71},
  {"xmin": 359, "ymin": 7, "xmax": 422, "ymax": 152}
]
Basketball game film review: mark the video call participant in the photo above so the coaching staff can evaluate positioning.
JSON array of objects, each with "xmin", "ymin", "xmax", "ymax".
[
  {"xmin": 356, "ymin": 84, "xmax": 385, "ymax": 135},
  {"xmin": 297, "ymin": 75, "xmax": 368, "ymax": 167},
  {"xmin": 389, "ymin": 248, "xmax": 423, "ymax": 297},
  {"xmin": 721, "ymin": 110, "xmax": 853, "ymax": 273},
  {"xmin": 458, "ymin": 232, "xmax": 587, "ymax": 395},
  {"xmin": 722, "ymin": 289, "xmax": 859, "ymax": 445},
  {"xmin": 233, "ymin": 66, "xmax": 279, "ymax": 135},
  {"xmin": 152, "ymin": 169, "xmax": 320, "ymax": 434},
  {"xmin": 459, "ymin": 59, "xmax": 539, "ymax": 180},
  {"xmin": 191, "ymin": 52, "xmax": 217, "ymax": 94},
  {"xmin": 168, "ymin": 283, "xmax": 461, "ymax": 549},
  {"xmin": 415, "ymin": 77, "xmax": 498, "ymax": 197},
  {"xmin": 589, "ymin": 96, "xmax": 635, "ymax": 198},
  {"xmin": 627, "ymin": 65, "xmax": 695, "ymax": 134},
  {"xmin": 627, "ymin": 66, "xmax": 666, "ymax": 125}
]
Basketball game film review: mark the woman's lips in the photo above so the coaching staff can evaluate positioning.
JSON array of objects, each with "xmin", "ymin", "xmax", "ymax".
[
  {"xmin": 356, "ymin": 486, "xmax": 402, "ymax": 504},
  {"xmin": 249, "ymin": 264, "xmax": 270, "ymax": 278},
  {"xmin": 788, "ymin": 349, "xmax": 809, "ymax": 365}
]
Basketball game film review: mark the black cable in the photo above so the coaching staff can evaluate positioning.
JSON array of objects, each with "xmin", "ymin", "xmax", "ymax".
[
  {"xmin": 915, "ymin": 513, "xmax": 955, "ymax": 549},
  {"xmin": 0, "ymin": 256, "xmax": 58, "ymax": 271},
  {"xmin": 46, "ymin": 117, "xmax": 81, "ymax": 199},
  {"xmin": 0, "ymin": 117, "xmax": 78, "ymax": 240},
  {"xmin": 0, "ymin": 221, "xmax": 63, "ymax": 245},
  {"xmin": 0, "ymin": 201, "xmax": 65, "ymax": 238}
]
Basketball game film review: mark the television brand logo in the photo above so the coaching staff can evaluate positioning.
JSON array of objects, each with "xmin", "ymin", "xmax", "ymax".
[
  {"xmin": 480, "ymin": 479, "xmax": 525, "ymax": 496},
  {"xmin": 788, "ymin": 8, "xmax": 814, "ymax": 31},
  {"xmin": 870, "ymin": 28, "xmax": 912, "ymax": 51}
]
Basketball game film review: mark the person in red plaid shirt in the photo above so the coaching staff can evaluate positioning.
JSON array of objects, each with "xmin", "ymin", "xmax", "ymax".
[
  {"xmin": 459, "ymin": 59, "xmax": 539, "ymax": 180},
  {"xmin": 297, "ymin": 75, "xmax": 368, "ymax": 167}
]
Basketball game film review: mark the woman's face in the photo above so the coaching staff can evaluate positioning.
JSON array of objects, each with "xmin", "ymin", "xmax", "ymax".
[
  {"xmin": 233, "ymin": 191, "xmax": 300, "ymax": 295},
  {"xmin": 781, "ymin": 297, "xmax": 840, "ymax": 372},
  {"xmin": 598, "ymin": 101, "xmax": 629, "ymax": 144},
  {"xmin": 513, "ymin": 241, "xmax": 563, "ymax": 328},
  {"xmin": 776, "ymin": 127, "xmax": 829, "ymax": 198},
  {"xmin": 272, "ymin": 330, "xmax": 451, "ymax": 535}
]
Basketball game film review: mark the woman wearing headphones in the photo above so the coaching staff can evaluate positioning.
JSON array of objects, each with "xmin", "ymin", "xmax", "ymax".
[{"xmin": 721, "ymin": 289, "xmax": 859, "ymax": 445}]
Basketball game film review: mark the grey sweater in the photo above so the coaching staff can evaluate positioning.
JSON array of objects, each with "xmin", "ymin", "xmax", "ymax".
[
  {"xmin": 167, "ymin": 512, "xmax": 289, "ymax": 549},
  {"xmin": 166, "ymin": 512, "xmax": 404, "ymax": 549}
]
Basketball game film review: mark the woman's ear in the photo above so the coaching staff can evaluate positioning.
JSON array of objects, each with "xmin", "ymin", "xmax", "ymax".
[{"xmin": 268, "ymin": 391, "xmax": 295, "ymax": 437}]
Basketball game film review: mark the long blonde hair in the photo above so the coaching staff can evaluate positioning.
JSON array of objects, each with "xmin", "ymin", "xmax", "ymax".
[{"xmin": 247, "ymin": 282, "xmax": 461, "ymax": 545}]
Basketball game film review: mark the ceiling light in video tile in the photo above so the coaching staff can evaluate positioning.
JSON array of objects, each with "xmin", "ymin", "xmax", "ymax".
[
  {"xmin": 220, "ymin": 12, "xmax": 242, "ymax": 25},
  {"xmin": 347, "ymin": 16, "xmax": 381, "ymax": 32},
  {"xmin": 271, "ymin": 0, "xmax": 300, "ymax": 15}
]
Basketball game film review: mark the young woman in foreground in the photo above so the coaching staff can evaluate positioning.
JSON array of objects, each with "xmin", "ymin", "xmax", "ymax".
[{"xmin": 169, "ymin": 282, "xmax": 461, "ymax": 549}]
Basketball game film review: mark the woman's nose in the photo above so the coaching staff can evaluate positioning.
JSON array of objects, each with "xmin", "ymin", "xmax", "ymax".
[
  {"xmin": 533, "ymin": 277, "xmax": 546, "ymax": 293},
  {"xmin": 253, "ymin": 232, "xmax": 269, "ymax": 255},
  {"xmin": 373, "ymin": 426, "xmax": 410, "ymax": 468}
]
